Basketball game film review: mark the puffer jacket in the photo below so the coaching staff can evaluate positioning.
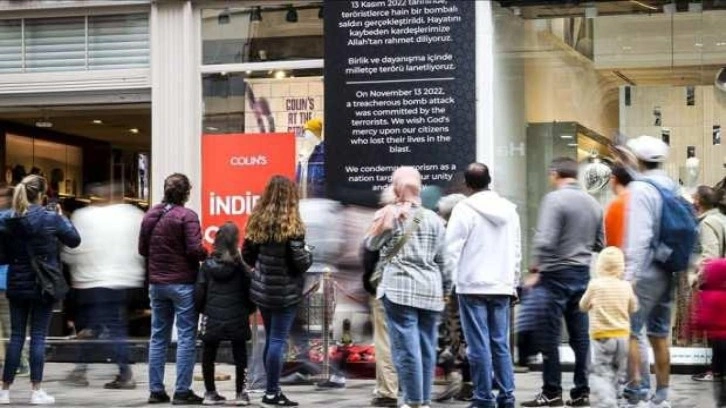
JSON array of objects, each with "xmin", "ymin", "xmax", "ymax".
[
  {"xmin": 242, "ymin": 238, "xmax": 313, "ymax": 310},
  {"xmin": 0, "ymin": 206, "xmax": 81, "ymax": 301},
  {"xmin": 693, "ymin": 259, "xmax": 726, "ymax": 340},
  {"xmin": 195, "ymin": 255, "xmax": 255, "ymax": 341},
  {"xmin": 138, "ymin": 204, "xmax": 207, "ymax": 285}
]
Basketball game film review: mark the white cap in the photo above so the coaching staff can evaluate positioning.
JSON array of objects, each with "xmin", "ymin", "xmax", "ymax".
[{"xmin": 626, "ymin": 135, "xmax": 669, "ymax": 163}]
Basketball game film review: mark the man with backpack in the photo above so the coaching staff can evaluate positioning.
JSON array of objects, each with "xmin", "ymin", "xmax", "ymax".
[{"xmin": 623, "ymin": 135, "xmax": 698, "ymax": 408}]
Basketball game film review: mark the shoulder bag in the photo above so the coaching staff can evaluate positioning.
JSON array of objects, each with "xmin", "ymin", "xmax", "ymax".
[
  {"xmin": 369, "ymin": 208, "xmax": 424, "ymax": 291},
  {"xmin": 25, "ymin": 242, "xmax": 68, "ymax": 302}
]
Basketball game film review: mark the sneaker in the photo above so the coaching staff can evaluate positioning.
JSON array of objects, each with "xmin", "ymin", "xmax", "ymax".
[
  {"xmin": 648, "ymin": 400, "xmax": 671, "ymax": 408},
  {"xmin": 232, "ymin": 391, "xmax": 250, "ymax": 406},
  {"xmin": 692, "ymin": 371, "xmax": 715, "ymax": 382},
  {"xmin": 262, "ymin": 392, "xmax": 299, "ymax": 407},
  {"xmin": 30, "ymin": 390, "xmax": 55, "ymax": 405},
  {"xmin": 279, "ymin": 372, "xmax": 312, "ymax": 386},
  {"xmin": 370, "ymin": 397, "xmax": 398, "ymax": 407},
  {"xmin": 202, "ymin": 391, "xmax": 226, "ymax": 406},
  {"xmin": 172, "ymin": 390, "xmax": 204, "ymax": 405},
  {"xmin": 566, "ymin": 395, "xmax": 590, "ymax": 407},
  {"xmin": 148, "ymin": 391, "xmax": 171, "ymax": 404},
  {"xmin": 316, "ymin": 380, "xmax": 345, "ymax": 390},
  {"xmin": 514, "ymin": 365, "xmax": 531, "ymax": 374},
  {"xmin": 455, "ymin": 382, "xmax": 474, "ymax": 402},
  {"xmin": 0, "ymin": 390, "xmax": 8, "ymax": 405},
  {"xmin": 62, "ymin": 370, "xmax": 89, "ymax": 387},
  {"xmin": 521, "ymin": 393, "xmax": 565, "ymax": 407},
  {"xmin": 104, "ymin": 375, "xmax": 137, "ymax": 390},
  {"xmin": 434, "ymin": 372, "xmax": 463, "ymax": 402}
]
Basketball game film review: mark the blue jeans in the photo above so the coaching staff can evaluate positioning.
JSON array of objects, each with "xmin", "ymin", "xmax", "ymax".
[
  {"xmin": 2, "ymin": 299, "xmax": 53, "ymax": 384},
  {"xmin": 260, "ymin": 305, "xmax": 298, "ymax": 395},
  {"xmin": 383, "ymin": 297, "xmax": 439, "ymax": 406},
  {"xmin": 148, "ymin": 284, "xmax": 198, "ymax": 394},
  {"xmin": 538, "ymin": 268, "xmax": 590, "ymax": 399},
  {"xmin": 458, "ymin": 295, "xmax": 515, "ymax": 408},
  {"xmin": 74, "ymin": 288, "xmax": 130, "ymax": 377}
]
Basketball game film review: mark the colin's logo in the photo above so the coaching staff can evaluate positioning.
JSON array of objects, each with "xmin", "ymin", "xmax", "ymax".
[{"xmin": 229, "ymin": 155, "xmax": 268, "ymax": 167}]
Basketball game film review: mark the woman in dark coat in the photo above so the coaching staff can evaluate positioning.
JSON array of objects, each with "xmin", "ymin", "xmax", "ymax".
[
  {"xmin": 0, "ymin": 175, "xmax": 80, "ymax": 405},
  {"xmin": 242, "ymin": 176, "xmax": 312, "ymax": 407},
  {"xmin": 196, "ymin": 222, "xmax": 255, "ymax": 406}
]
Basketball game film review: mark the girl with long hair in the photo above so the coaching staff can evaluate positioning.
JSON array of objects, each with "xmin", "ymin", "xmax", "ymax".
[
  {"xmin": 242, "ymin": 176, "xmax": 312, "ymax": 407},
  {"xmin": 195, "ymin": 222, "xmax": 255, "ymax": 406},
  {"xmin": 0, "ymin": 175, "xmax": 80, "ymax": 405}
]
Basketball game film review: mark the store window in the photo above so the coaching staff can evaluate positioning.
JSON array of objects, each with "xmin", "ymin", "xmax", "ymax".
[
  {"xmin": 494, "ymin": 1, "xmax": 726, "ymax": 347},
  {"xmin": 201, "ymin": 3, "xmax": 323, "ymax": 64},
  {"xmin": 5, "ymin": 134, "xmax": 82, "ymax": 195},
  {"xmin": 0, "ymin": 13, "xmax": 149, "ymax": 73}
]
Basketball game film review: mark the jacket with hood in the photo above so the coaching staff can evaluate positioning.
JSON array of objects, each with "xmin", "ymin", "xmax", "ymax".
[
  {"xmin": 0, "ymin": 205, "xmax": 81, "ymax": 301},
  {"xmin": 446, "ymin": 190, "xmax": 521, "ymax": 296},
  {"xmin": 195, "ymin": 255, "xmax": 255, "ymax": 341}
]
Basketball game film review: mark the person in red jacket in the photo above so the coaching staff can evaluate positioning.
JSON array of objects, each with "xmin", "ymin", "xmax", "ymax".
[
  {"xmin": 692, "ymin": 258, "xmax": 726, "ymax": 407},
  {"xmin": 139, "ymin": 173, "xmax": 208, "ymax": 405}
]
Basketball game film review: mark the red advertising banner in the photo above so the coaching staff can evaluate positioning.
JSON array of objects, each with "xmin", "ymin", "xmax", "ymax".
[{"xmin": 201, "ymin": 133, "xmax": 296, "ymax": 246}]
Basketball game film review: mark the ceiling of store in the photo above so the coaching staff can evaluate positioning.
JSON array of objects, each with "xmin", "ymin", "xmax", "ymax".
[
  {"xmin": 603, "ymin": 65, "xmax": 725, "ymax": 85},
  {"xmin": 0, "ymin": 104, "xmax": 150, "ymax": 150}
]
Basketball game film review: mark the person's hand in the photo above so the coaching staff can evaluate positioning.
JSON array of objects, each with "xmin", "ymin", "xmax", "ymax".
[{"xmin": 523, "ymin": 273, "xmax": 540, "ymax": 288}]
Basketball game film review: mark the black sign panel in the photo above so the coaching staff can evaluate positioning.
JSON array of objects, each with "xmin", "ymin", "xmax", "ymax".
[{"xmin": 324, "ymin": 0, "xmax": 476, "ymax": 203}]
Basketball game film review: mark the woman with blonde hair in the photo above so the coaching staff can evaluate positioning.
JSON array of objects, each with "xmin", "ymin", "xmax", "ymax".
[
  {"xmin": 366, "ymin": 167, "xmax": 452, "ymax": 408},
  {"xmin": 242, "ymin": 175, "xmax": 312, "ymax": 407},
  {"xmin": 0, "ymin": 175, "xmax": 80, "ymax": 405}
]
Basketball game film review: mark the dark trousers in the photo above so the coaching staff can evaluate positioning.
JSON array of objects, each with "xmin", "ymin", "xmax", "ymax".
[
  {"xmin": 202, "ymin": 339, "xmax": 247, "ymax": 394},
  {"xmin": 260, "ymin": 306, "xmax": 298, "ymax": 395},
  {"xmin": 538, "ymin": 268, "xmax": 590, "ymax": 399},
  {"xmin": 713, "ymin": 340, "xmax": 726, "ymax": 405},
  {"xmin": 74, "ymin": 287, "xmax": 130, "ymax": 377},
  {"xmin": 2, "ymin": 299, "xmax": 53, "ymax": 384}
]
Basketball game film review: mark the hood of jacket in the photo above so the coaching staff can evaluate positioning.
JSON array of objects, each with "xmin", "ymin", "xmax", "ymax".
[
  {"xmin": 205, "ymin": 257, "xmax": 240, "ymax": 283},
  {"xmin": 462, "ymin": 191, "xmax": 517, "ymax": 227}
]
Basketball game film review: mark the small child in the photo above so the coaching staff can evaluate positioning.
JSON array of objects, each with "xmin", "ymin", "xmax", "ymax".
[
  {"xmin": 195, "ymin": 222, "xmax": 256, "ymax": 406},
  {"xmin": 579, "ymin": 246, "xmax": 638, "ymax": 408}
]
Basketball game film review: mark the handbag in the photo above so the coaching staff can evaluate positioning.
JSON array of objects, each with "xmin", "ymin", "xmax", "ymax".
[
  {"xmin": 369, "ymin": 208, "xmax": 424, "ymax": 291},
  {"xmin": 24, "ymin": 242, "xmax": 68, "ymax": 301}
]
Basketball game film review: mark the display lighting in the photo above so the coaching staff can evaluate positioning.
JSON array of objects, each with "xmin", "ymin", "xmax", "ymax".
[
  {"xmin": 92, "ymin": 119, "xmax": 103, "ymax": 125},
  {"xmin": 130, "ymin": 128, "xmax": 140, "ymax": 134},
  {"xmin": 286, "ymin": 5, "xmax": 298, "ymax": 23},
  {"xmin": 274, "ymin": 70, "xmax": 287, "ymax": 79},
  {"xmin": 250, "ymin": 7, "xmax": 262, "ymax": 22}
]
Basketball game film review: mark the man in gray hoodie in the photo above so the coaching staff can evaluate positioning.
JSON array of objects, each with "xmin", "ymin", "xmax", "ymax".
[{"xmin": 522, "ymin": 157, "xmax": 603, "ymax": 408}]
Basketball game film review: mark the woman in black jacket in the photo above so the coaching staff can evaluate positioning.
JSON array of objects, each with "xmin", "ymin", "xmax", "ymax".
[
  {"xmin": 195, "ymin": 222, "xmax": 254, "ymax": 406},
  {"xmin": 0, "ymin": 175, "xmax": 80, "ymax": 405},
  {"xmin": 242, "ymin": 176, "xmax": 312, "ymax": 407}
]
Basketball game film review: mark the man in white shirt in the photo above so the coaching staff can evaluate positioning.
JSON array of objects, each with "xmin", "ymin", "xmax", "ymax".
[{"xmin": 446, "ymin": 163, "xmax": 521, "ymax": 408}]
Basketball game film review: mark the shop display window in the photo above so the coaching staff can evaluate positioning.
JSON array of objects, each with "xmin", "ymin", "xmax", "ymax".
[{"xmin": 5, "ymin": 134, "xmax": 82, "ymax": 197}]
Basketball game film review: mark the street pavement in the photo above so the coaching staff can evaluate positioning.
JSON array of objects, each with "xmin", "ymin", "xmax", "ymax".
[{"xmin": 5, "ymin": 363, "xmax": 716, "ymax": 407}]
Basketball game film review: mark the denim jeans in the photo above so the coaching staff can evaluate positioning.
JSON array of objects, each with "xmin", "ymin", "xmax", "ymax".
[
  {"xmin": 260, "ymin": 305, "xmax": 298, "ymax": 395},
  {"xmin": 148, "ymin": 284, "xmax": 198, "ymax": 394},
  {"xmin": 74, "ymin": 288, "xmax": 130, "ymax": 378},
  {"xmin": 538, "ymin": 268, "xmax": 590, "ymax": 399},
  {"xmin": 2, "ymin": 299, "xmax": 53, "ymax": 384},
  {"xmin": 383, "ymin": 297, "xmax": 439, "ymax": 406},
  {"xmin": 458, "ymin": 295, "xmax": 515, "ymax": 408}
]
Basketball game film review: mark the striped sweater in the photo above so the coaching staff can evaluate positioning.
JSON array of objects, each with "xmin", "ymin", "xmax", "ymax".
[{"xmin": 579, "ymin": 276, "xmax": 638, "ymax": 339}]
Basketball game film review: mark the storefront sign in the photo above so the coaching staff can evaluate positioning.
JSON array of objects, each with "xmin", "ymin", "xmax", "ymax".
[
  {"xmin": 324, "ymin": 0, "xmax": 476, "ymax": 201},
  {"xmin": 201, "ymin": 133, "xmax": 296, "ymax": 245}
]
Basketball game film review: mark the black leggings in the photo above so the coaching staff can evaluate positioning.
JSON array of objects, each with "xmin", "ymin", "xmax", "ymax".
[{"xmin": 202, "ymin": 339, "xmax": 248, "ymax": 394}]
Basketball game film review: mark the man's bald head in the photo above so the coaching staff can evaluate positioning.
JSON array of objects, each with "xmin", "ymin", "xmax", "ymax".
[{"xmin": 465, "ymin": 163, "xmax": 491, "ymax": 192}]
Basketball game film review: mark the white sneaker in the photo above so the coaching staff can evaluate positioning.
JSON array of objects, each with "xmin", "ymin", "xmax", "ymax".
[
  {"xmin": 30, "ymin": 389, "xmax": 55, "ymax": 405},
  {"xmin": 0, "ymin": 390, "xmax": 9, "ymax": 404}
]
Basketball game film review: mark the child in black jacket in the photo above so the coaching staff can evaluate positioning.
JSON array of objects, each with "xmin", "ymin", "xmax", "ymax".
[{"xmin": 195, "ymin": 222, "xmax": 256, "ymax": 406}]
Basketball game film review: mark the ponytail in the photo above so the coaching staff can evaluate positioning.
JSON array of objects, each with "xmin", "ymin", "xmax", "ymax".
[
  {"xmin": 11, "ymin": 182, "xmax": 29, "ymax": 216},
  {"xmin": 12, "ymin": 175, "xmax": 46, "ymax": 216}
]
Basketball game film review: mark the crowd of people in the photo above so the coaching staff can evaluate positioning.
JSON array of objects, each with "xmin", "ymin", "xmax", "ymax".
[{"xmin": 0, "ymin": 133, "xmax": 722, "ymax": 408}]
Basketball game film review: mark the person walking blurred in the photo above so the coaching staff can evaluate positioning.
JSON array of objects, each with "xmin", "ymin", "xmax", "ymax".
[
  {"xmin": 446, "ymin": 163, "xmax": 521, "ymax": 408},
  {"xmin": 366, "ymin": 167, "xmax": 452, "ymax": 408},
  {"xmin": 521, "ymin": 157, "xmax": 603, "ymax": 408},
  {"xmin": 579, "ymin": 247, "xmax": 638, "ymax": 408},
  {"xmin": 196, "ymin": 222, "xmax": 255, "ymax": 406},
  {"xmin": 0, "ymin": 175, "xmax": 81, "ymax": 405},
  {"xmin": 139, "ymin": 173, "xmax": 208, "ymax": 405},
  {"xmin": 62, "ymin": 184, "xmax": 144, "ymax": 389},
  {"xmin": 242, "ymin": 176, "xmax": 313, "ymax": 407}
]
